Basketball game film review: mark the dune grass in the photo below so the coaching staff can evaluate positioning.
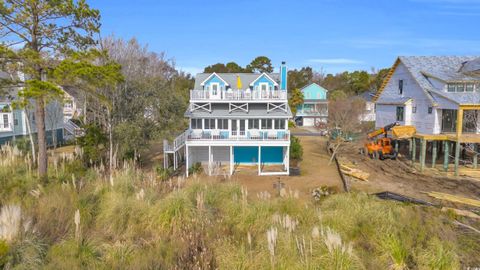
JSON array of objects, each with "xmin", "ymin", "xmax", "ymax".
[{"xmin": 0, "ymin": 145, "xmax": 478, "ymax": 269}]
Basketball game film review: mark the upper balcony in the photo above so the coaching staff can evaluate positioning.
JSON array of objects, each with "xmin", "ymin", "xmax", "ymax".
[{"xmin": 190, "ymin": 89, "xmax": 287, "ymax": 102}]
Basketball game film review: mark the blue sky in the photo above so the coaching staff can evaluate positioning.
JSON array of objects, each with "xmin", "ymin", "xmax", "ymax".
[{"xmin": 93, "ymin": 0, "xmax": 480, "ymax": 75}]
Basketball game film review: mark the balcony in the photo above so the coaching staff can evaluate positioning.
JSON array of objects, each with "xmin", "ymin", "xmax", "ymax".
[
  {"xmin": 190, "ymin": 89, "xmax": 287, "ymax": 101},
  {"xmin": 186, "ymin": 129, "xmax": 290, "ymax": 141}
]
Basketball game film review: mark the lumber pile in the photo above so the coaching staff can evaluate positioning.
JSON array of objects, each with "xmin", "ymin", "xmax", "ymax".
[
  {"xmin": 426, "ymin": 191, "xmax": 480, "ymax": 208},
  {"xmin": 441, "ymin": 207, "xmax": 480, "ymax": 220},
  {"xmin": 339, "ymin": 164, "xmax": 369, "ymax": 181}
]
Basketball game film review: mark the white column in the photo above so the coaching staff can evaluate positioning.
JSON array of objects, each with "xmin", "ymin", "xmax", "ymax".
[
  {"xmin": 286, "ymin": 146, "xmax": 290, "ymax": 175},
  {"xmin": 230, "ymin": 146, "xmax": 233, "ymax": 175},
  {"xmin": 208, "ymin": 145, "xmax": 212, "ymax": 176},
  {"xmin": 258, "ymin": 146, "xmax": 261, "ymax": 175},
  {"xmin": 173, "ymin": 152, "xmax": 177, "ymax": 170},
  {"xmin": 185, "ymin": 145, "xmax": 189, "ymax": 177},
  {"xmin": 285, "ymin": 119, "xmax": 288, "ymax": 130}
]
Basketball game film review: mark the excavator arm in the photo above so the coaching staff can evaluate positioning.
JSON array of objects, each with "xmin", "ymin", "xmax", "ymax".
[{"xmin": 367, "ymin": 122, "xmax": 399, "ymax": 139}]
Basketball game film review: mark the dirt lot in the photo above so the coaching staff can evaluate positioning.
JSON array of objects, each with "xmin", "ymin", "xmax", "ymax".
[
  {"xmin": 335, "ymin": 140, "xmax": 480, "ymax": 209},
  {"xmin": 233, "ymin": 136, "xmax": 344, "ymax": 199}
]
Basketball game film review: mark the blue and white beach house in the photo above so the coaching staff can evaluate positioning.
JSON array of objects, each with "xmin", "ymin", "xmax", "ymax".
[{"xmin": 164, "ymin": 62, "xmax": 292, "ymax": 176}]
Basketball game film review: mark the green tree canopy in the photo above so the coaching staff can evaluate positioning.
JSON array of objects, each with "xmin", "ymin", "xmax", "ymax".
[
  {"xmin": 289, "ymin": 88, "xmax": 304, "ymax": 115},
  {"xmin": 0, "ymin": 0, "xmax": 101, "ymax": 177},
  {"xmin": 288, "ymin": 67, "xmax": 313, "ymax": 91},
  {"xmin": 246, "ymin": 56, "xmax": 273, "ymax": 73}
]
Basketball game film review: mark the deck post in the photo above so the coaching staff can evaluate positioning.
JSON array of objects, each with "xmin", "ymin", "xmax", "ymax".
[
  {"xmin": 443, "ymin": 140, "xmax": 449, "ymax": 172},
  {"xmin": 173, "ymin": 152, "xmax": 177, "ymax": 170},
  {"xmin": 473, "ymin": 144, "xmax": 478, "ymax": 169},
  {"xmin": 229, "ymin": 146, "xmax": 234, "ymax": 175},
  {"xmin": 420, "ymin": 139, "xmax": 426, "ymax": 172},
  {"xmin": 208, "ymin": 145, "xmax": 212, "ymax": 176},
  {"xmin": 454, "ymin": 141, "xmax": 460, "ymax": 176},
  {"xmin": 409, "ymin": 138, "xmax": 413, "ymax": 159},
  {"xmin": 431, "ymin": 141, "xmax": 437, "ymax": 169},
  {"xmin": 185, "ymin": 145, "xmax": 189, "ymax": 177},
  {"xmin": 395, "ymin": 140, "xmax": 399, "ymax": 154},
  {"xmin": 286, "ymin": 146, "xmax": 290, "ymax": 175},
  {"xmin": 411, "ymin": 138, "xmax": 416, "ymax": 164},
  {"xmin": 258, "ymin": 146, "xmax": 261, "ymax": 175}
]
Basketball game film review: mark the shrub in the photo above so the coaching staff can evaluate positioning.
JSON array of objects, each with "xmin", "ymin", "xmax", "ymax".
[
  {"xmin": 290, "ymin": 135, "xmax": 303, "ymax": 161},
  {"xmin": 155, "ymin": 166, "xmax": 173, "ymax": 181},
  {"xmin": 0, "ymin": 240, "xmax": 9, "ymax": 267},
  {"xmin": 77, "ymin": 124, "xmax": 108, "ymax": 165},
  {"xmin": 189, "ymin": 162, "xmax": 203, "ymax": 175}
]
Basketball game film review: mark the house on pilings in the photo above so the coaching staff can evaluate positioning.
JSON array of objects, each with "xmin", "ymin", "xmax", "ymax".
[{"xmin": 373, "ymin": 56, "xmax": 480, "ymax": 176}]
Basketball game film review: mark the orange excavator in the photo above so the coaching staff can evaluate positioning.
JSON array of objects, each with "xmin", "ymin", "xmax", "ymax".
[{"xmin": 364, "ymin": 122, "xmax": 399, "ymax": 160}]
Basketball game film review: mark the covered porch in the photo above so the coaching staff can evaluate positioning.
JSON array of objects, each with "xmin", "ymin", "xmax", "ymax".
[{"xmin": 185, "ymin": 144, "xmax": 290, "ymax": 177}]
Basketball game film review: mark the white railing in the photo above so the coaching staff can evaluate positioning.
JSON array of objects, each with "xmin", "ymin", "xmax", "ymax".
[
  {"xmin": 190, "ymin": 89, "xmax": 287, "ymax": 101},
  {"xmin": 163, "ymin": 130, "xmax": 187, "ymax": 152},
  {"xmin": 186, "ymin": 129, "xmax": 290, "ymax": 141},
  {"xmin": 64, "ymin": 119, "xmax": 84, "ymax": 137}
]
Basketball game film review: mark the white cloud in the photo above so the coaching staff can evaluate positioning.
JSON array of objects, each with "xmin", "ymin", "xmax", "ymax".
[{"xmin": 307, "ymin": 58, "xmax": 364, "ymax": 64}]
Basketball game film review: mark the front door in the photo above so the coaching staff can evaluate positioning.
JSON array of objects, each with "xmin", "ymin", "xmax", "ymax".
[
  {"xmin": 210, "ymin": 83, "xmax": 221, "ymax": 99},
  {"xmin": 231, "ymin": 119, "xmax": 246, "ymax": 137}
]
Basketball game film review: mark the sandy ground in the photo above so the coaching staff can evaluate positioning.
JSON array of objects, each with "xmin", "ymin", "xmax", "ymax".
[
  {"xmin": 232, "ymin": 136, "xmax": 344, "ymax": 199},
  {"xmin": 335, "ymin": 141, "xmax": 480, "ymax": 209}
]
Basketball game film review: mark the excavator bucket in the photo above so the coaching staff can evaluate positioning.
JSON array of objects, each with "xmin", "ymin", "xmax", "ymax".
[{"xmin": 391, "ymin": 126, "xmax": 416, "ymax": 139}]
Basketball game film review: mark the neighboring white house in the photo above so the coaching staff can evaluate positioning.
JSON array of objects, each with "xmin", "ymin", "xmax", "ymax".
[
  {"xmin": 374, "ymin": 56, "xmax": 480, "ymax": 135},
  {"xmin": 164, "ymin": 62, "xmax": 292, "ymax": 176},
  {"xmin": 62, "ymin": 87, "xmax": 83, "ymax": 122},
  {"xmin": 358, "ymin": 91, "xmax": 376, "ymax": 122}
]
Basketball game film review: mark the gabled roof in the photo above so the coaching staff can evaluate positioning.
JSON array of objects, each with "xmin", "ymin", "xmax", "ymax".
[
  {"xmin": 375, "ymin": 56, "xmax": 480, "ymax": 105},
  {"xmin": 300, "ymin": 83, "xmax": 329, "ymax": 92},
  {"xmin": 249, "ymin": 72, "xmax": 278, "ymax": 86},
  {"xmin": 194, "ymin": 72, "xmax": 280, "ymax": 90},
  {"xmin": 200, "ymin": 72, "xmax": 230, "ymax": 86}
]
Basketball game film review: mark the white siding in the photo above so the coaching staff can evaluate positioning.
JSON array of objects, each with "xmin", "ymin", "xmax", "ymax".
[
  {"xmin": 212, "ymin": 146, "xmax": 230, "ymax": 162},
  {"xmin": 376, "ymin": 61, "xmax": 439, "ymax": 134}
]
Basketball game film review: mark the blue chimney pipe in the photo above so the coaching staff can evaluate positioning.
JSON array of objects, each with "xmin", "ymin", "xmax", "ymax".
[{"xmin": 280, "ymin": 61, "xmax": 287, "ymax": 90}]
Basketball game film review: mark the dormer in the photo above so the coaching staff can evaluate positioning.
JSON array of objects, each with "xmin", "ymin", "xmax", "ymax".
[
  {"xmin": 250, "ymin": 73, "xmax": 278, "ymax": 91},
  {"xmin": 200, "ymin": 72, "xmax": 229, "ymax": 91}
]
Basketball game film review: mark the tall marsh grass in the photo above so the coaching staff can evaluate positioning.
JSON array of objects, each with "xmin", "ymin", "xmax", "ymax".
[{"xmin": 0, "ymin": 144, "xmax": 477, "ymax": 269}]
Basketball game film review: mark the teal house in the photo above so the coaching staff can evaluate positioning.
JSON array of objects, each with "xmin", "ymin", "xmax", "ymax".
[{"xmin": 295, "ymin": 83, "xmax": 328, "ymax": 127}]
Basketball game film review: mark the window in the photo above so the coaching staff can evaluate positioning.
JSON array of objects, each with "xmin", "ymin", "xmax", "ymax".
[
  {"xmin": 466, "ymin": 84, "xmax": 475, "ymax": 92},
  {"xmin": 456, "ymin": 84, "xmax": 465, "ymax": 92},
  {"xmin": 412, "ymin": 106, "xmax": 417, "ymax": 113},
  {"xmin": 217, "ymin": 119, "xmax": 228, "ymax": 129},
  {"xmin": 428, "ymin": 107, "xmax": 433, "ymax": 114},
  {"xmin": 2, "ymin": 114, "xmax": 8, "ymax": 128},
  {"xmin": 396, "ymin": 106, "xmax": 404, "ymax": 122},
  {"xmin": 274, "ymin": 119, "xmax": 285, "ymax": 130},
  {"xmin": 398, "ymin": 80, "xmax": 403, "ymax": 95},
  {"xmin": 261, "ymin": 119, "xmax": 272, "ymax": 129},
  {"xmin": 14, "ymin": 118, "xmax": 18, "ymax": 126},
  {"xmin": 191, "ymin": 118, "xmax": 202, "ymax": 129},
  {"xmin": 248, "ymin": 119, "xmax": 259, "ymax": 129},
  {"xmin": 447, "ymin": 84, "xmax": 456, "ymax": 92},
  {"xmin": 204, "ymin": 119, "xmax": 215, "ymax": 129},
  {"xmin": 211, "ymin": 83, "xmax": 219, "ymax": 95},
  {"xmin": 260, "ymin": 83, "xmax": 268, "ymax": 91}
]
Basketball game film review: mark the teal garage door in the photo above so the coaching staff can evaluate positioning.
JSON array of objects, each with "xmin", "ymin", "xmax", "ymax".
[
  {"xmin": 233, "ymin": 146, "xmax": 259, "ymax": 164},
  {"xmin": 261, "ymin": 146, "xmax": 283, "ymax": 164}
]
